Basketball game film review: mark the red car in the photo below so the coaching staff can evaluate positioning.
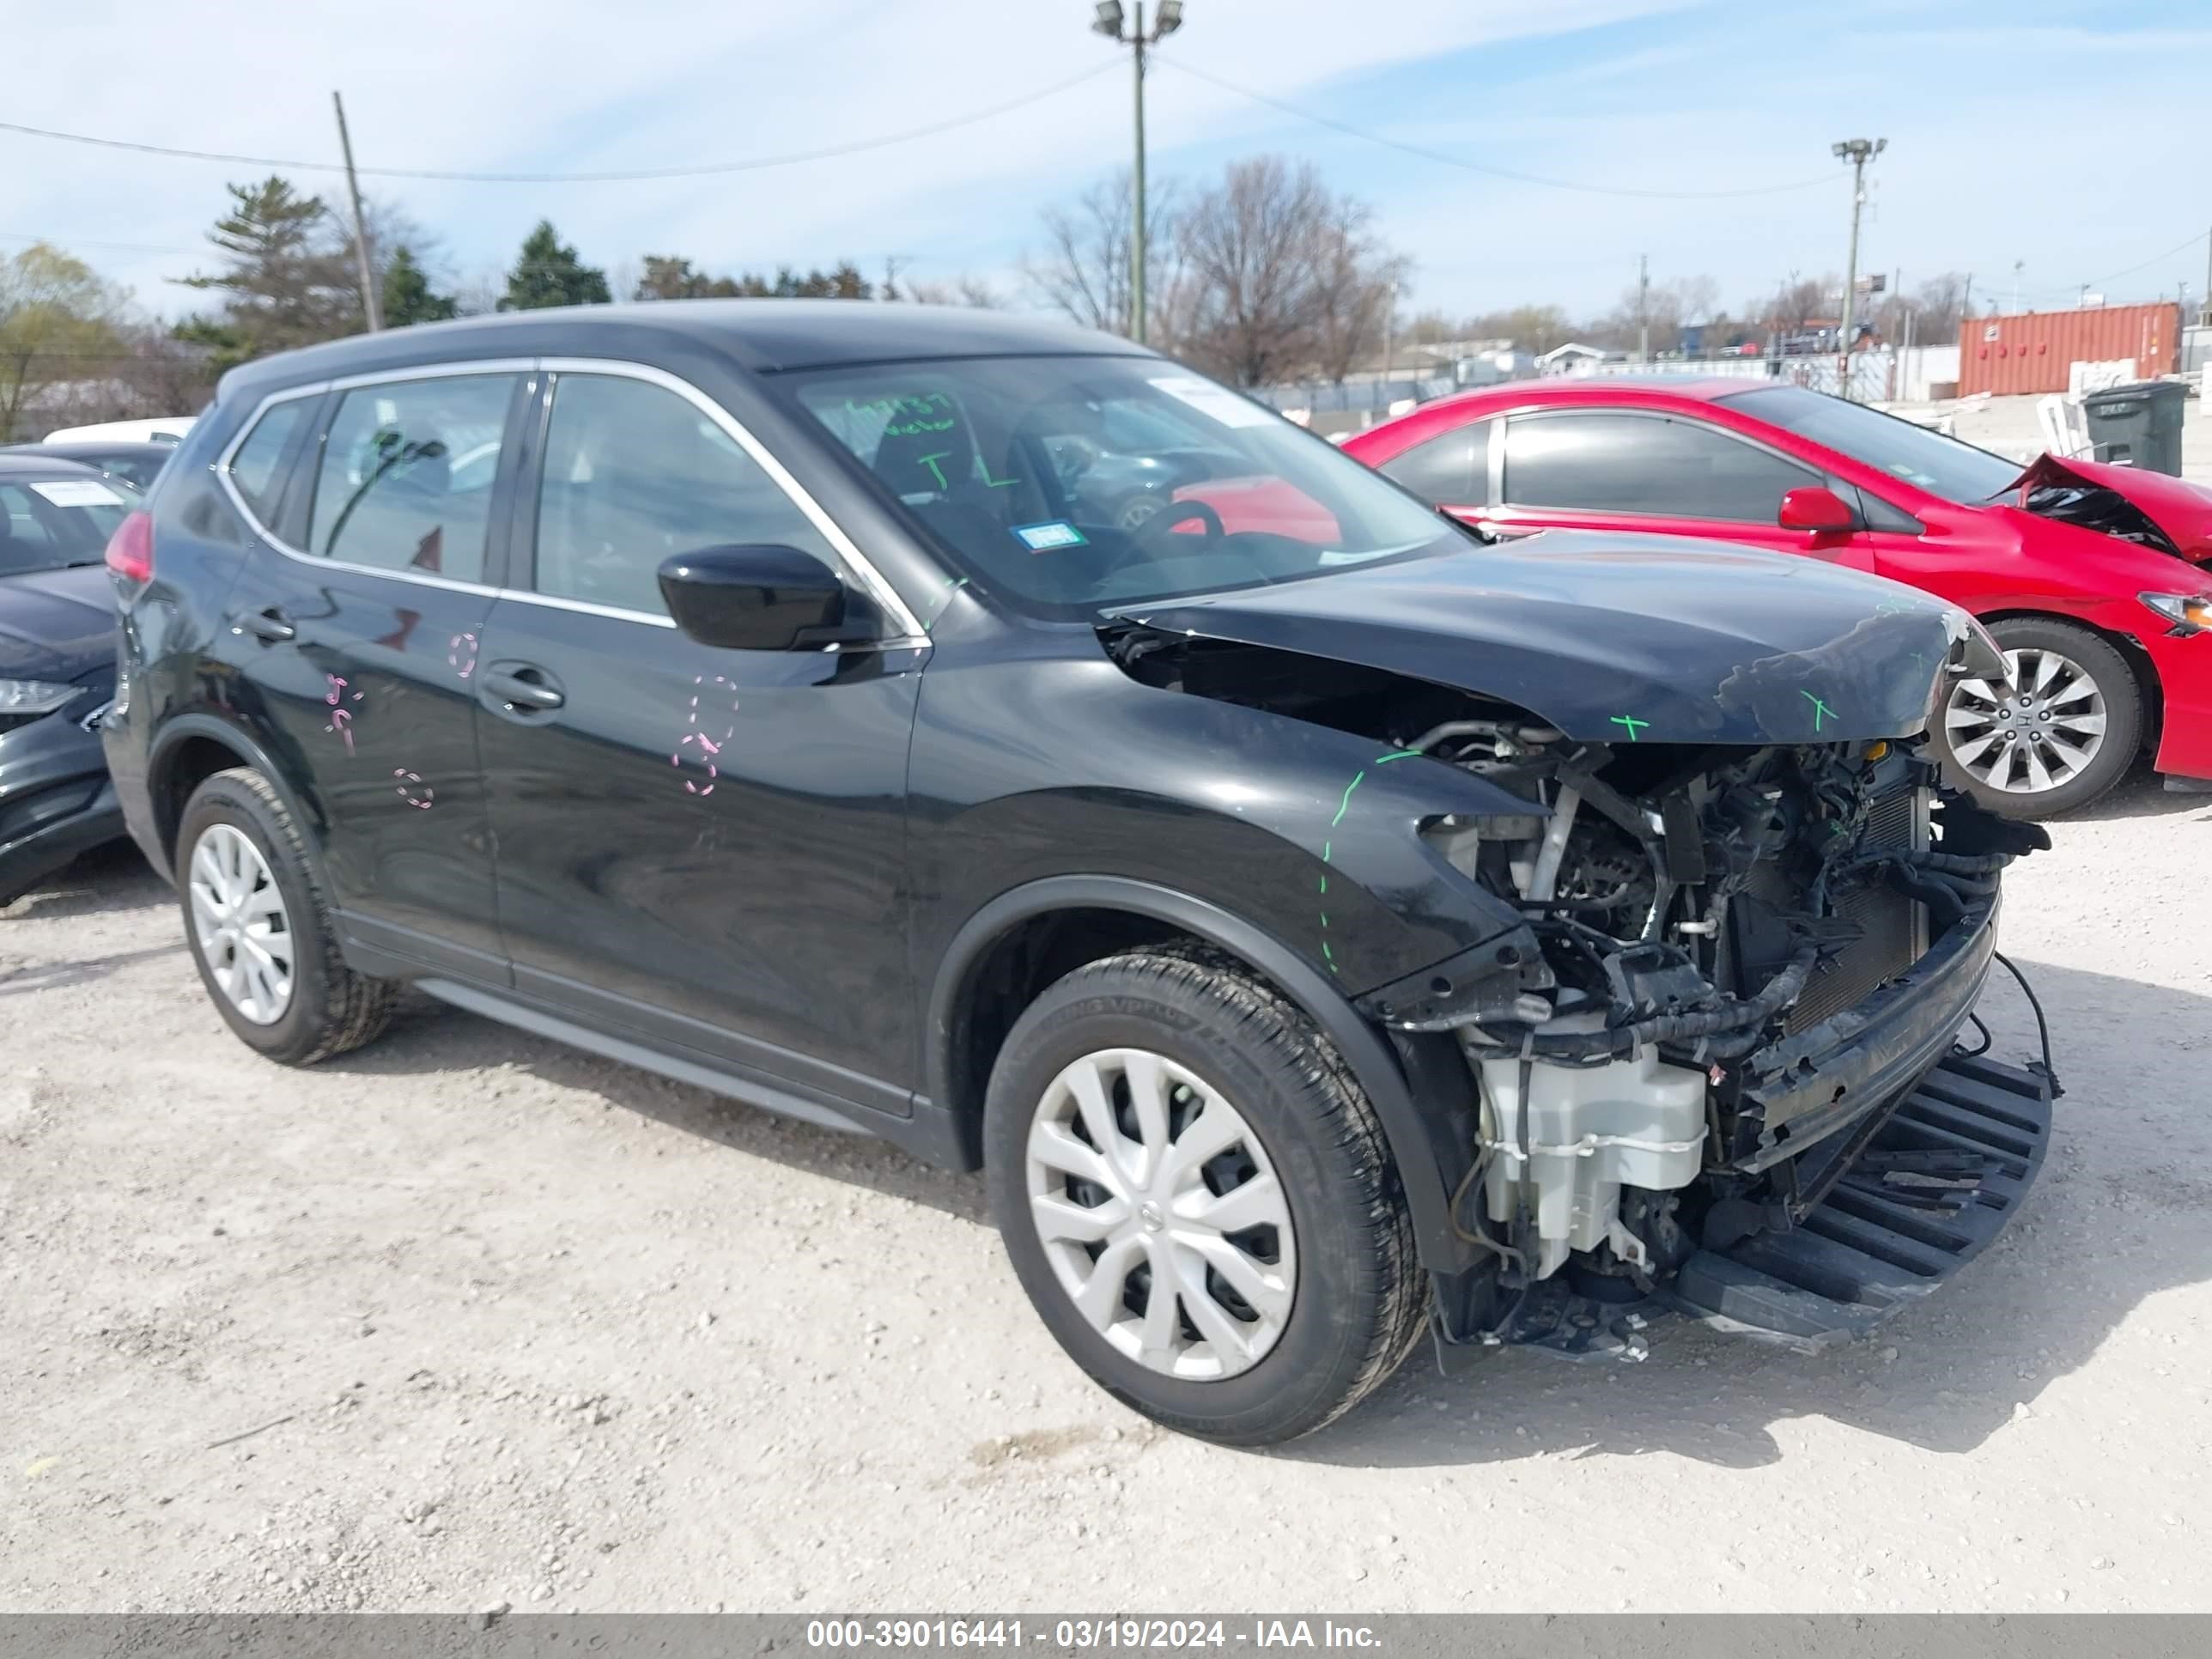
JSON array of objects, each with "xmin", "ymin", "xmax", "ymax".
[{"xmin": 1343, "ymin": 379, "xmax": 2212, "ymax": 817}]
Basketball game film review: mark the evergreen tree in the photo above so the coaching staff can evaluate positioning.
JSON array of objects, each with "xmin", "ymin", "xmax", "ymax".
[
  {"xmin": 382, "ymin": 246, "xmax": 458, "ymax": 326},
  {"xmin": 499, "ymin": 222, "xmax": 611, "ymax": 311},
  {"xmin": 174, "ymin": 176, "xmax": 353, "ymax": 370}
]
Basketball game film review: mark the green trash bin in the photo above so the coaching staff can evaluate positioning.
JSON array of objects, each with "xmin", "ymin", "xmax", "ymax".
[{"xmin": 2081, "ymin": 380, "xmax": 2189, "ymax": 476}]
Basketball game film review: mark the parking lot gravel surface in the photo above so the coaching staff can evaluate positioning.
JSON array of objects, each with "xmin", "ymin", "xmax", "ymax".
[{"xmin": 3, "ymin": 772, "xmax": 2210, "ymax": 1613}]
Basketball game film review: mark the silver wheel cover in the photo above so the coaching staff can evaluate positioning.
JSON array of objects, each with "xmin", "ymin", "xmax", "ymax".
[
  {"xmin": 188, "ymin": 823, "xmax": 295, "ymax": 1025},
  {"xmin": 1025, "ymin": 1048, "xmax": 1297, "ymax": 1380},
  {"xmin": 1944, "ymin": 647, "xmax": 2109, "ymax": 796}
]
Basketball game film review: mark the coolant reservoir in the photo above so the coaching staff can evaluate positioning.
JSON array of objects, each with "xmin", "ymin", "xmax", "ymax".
[{"xmin": 1479, "ymin": 1015, "xmax": 1707, "ymax": 1280}]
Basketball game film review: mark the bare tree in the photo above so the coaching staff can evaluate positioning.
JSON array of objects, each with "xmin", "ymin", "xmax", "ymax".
[
  {"xmin": 1310, "ymin": 222, "xmax": 1407, "ymax": 382},
  {"xmin": 1905, "ymin": 272, "xmax": 1970, "ymax": 342},
  {"xmin": 1164, "ymin": 156, "xmax": 1404, "ymax": 386},
  {"xmin": 328, "ymin": 196, "xmax": 451, "ymax": 326},
  {"xmin": 1024, "ymin": 169, "xmax": 1177, "ymax": 337},
  {"xmin": 906, "ymin": 274, "xmax": 1006, "ymax": 308}
]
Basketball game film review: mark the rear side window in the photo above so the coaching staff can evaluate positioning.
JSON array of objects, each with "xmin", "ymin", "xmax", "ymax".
[
  {"xmin": 1380, "ymin": 422, "xmax": 1487, "ymax": 505},
  {"xmin": 304, "ymin": 374, "xmax": 517, "ymax": 581},
  {"xmin": 226, "ymin": 399, "xmax": 312, "ymax": 520},
  {"xmin": 531, "ymin": 373, "xmax": 839, "ymax": 618},
  {"xmin": 1504, "ymin": 411, "xmax": 1814, "ymax": 521}
]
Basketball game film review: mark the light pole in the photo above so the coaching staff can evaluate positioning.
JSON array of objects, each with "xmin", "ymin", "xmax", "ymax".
[
  {"xmin": 1831, "ymin": 137, "xmax": 1884, "ymax": 400},
  {"xmin": 1091, "ymin": 0, "xmax": 1184, "ymax": 343}
]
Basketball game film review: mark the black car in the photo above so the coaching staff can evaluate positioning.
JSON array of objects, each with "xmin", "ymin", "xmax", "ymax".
[
  {"xmin": 0, "ymin": 456, "xmax": 133, "ymax": 904},
  {"xmin": 0, "ymin": 441, "xmax": 177, "ymax": 493},
  {"xmin": 102, "ymin": 302, "xmax": 2054, "ymax": 1443}
]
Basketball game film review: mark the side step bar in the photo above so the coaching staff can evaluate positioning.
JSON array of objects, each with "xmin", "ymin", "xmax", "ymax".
[{"xmin": 1665, "ymin": 1051, "xmax": 2053, "ymax": 1349}]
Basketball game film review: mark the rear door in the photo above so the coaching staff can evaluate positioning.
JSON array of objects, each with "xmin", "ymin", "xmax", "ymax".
[
  {"xmin": 471, "ymin": 362, "xmax": 921, "ymax": 1120},
  {"xmin": 218, "ymin": 364, "xmax": 526, "ymax": 979},
  {"xmin": 1487, "ymin": 408, "xmax": 1875, "ymax": 570}
]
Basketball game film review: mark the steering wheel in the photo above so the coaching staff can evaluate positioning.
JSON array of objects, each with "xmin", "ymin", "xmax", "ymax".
[{"xmin": 1128, "ymin": 499, "xmax": 1224, "ymax": 550}]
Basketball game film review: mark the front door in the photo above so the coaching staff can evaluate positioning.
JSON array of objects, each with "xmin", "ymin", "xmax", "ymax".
[
  {"xmin": 222, "ymin": 367, "xmax": 525, "ymax": 976},
  {"xmin": 1485, "ymin": 408, "xmax": 1880, "ymax": 574},
  {"xmin": 473, "ymin": 366, "xmax": 921, "ymax": 1119}
]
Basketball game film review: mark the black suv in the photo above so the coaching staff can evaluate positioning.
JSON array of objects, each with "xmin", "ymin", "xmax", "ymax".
[{"xmin": 102, "ymin": 303, "xmax": 2055, "ymax": 1443}]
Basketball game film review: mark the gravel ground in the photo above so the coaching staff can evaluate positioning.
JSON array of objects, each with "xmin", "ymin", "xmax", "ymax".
[{"xmin": 3, "ymin": 772, "xmax": 2210, "ymax": 1614}]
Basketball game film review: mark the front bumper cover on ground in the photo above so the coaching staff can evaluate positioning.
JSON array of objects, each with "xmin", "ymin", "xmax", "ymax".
[{"xmin": 1667, "ymin": 1049, "xmax": 2053, "ymax": 1348}]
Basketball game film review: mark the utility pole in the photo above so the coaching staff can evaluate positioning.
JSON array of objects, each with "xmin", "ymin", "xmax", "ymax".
[
  {"xmin": 331, "ymin": 92, "xmax": 382, "ymax": 333},
  {"xmin": 1091, "ymin": 1, "xmax": 1185, "ymax": 343},
  {"xmin": 1382, "ymin": 273, "xmax": 1396, "ymax": 381},
  {"xmin": 2010, "ymin": 258, "xmax": 2024, "ymax": 314},
  {"xmin": 1831, "ymin": 137, "xmax": 1884, "ymax": 401},
  {"xmin": 1636, "ymin": 253, "xmax": 1650, "ymax": 362},
  {"xmin": 2202, "ymin": 225, "xmax": 2210, "ymax": 324}
]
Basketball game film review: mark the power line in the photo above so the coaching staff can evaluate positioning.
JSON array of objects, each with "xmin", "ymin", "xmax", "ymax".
[
  {"xmin": 0, "ymin": 62, "xmax": 1117, "ymax": 185},
  {"xmin": 2087, "ymin": 228, "xmax": 2209, "ymax": 288},
  {"xmin": 1152, "ymin": 55, "xmax": 1838, "ymax": 199}
]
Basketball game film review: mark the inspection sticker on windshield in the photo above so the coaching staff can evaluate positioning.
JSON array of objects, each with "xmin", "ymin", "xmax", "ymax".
[
  {"xmin": 1147, "ymin": 374, "xmax": 1275, "ymax": 428},
  {"xmin": 28, "ymin": 478, "xmax": 125, "ymax": 507},
  {"xmin": 1012, "ymin": 520, "xmax": 1088, "ymax": 553}
]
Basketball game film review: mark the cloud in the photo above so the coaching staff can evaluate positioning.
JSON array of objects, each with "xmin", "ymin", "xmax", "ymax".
[
  {"xmin": 3, "ymin": 0, "xmax": 2206, "ymax": 331},
  {"xmin": 0, "ymin": 0, "xmax": 1686, "ymax": 313}
]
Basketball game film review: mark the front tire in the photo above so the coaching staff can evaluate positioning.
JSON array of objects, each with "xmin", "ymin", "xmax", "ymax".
[
  {"xmin": 983, "ymin": 947, "xmax": 1425, "ymax": 1445},
  {"xmin": 176, "ymin": 768, "xmax": 397, "ymax": 1065},
  {"xmin": 1936, "ymin": 617, "xmax": 2141, "ymax": 817}
]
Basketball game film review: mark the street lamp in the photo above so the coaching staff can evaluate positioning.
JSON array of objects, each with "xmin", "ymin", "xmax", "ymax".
[
  {"xmin": 1091, "ymin": 1, "xmax": 1186, "ymax": 342},
  {"xmin": 1831, "ymin": 137, "xmax": 1885, "ymax": 400}
]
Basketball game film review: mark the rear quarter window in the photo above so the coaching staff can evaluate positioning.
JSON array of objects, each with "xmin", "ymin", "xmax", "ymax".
[
  {"xmin": 1379, "ymin": 422, "xmax": 1487, "ymax": 506},
  {"xmin": 224, "ymin": 398, "xmax": 314, "ymax": 521}
]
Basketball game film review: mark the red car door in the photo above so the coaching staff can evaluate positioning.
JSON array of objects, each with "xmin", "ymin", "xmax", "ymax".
[{"xmin": 1480, "ymin": 407, "xmax": 1882, "ymax": 574}]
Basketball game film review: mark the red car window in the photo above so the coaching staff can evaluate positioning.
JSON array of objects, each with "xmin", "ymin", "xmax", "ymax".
[
  {"xmin": 1504, "ymin": 411, "xmax": 1815, "ymax": 521},
  {"xmin": 1379, "ymin": 421, "xmax": 1488, "ymax": 505}
]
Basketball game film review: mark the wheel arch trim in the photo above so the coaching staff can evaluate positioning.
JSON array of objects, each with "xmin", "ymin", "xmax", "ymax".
[
  {"xmin": 927, "ymin": 874, "xmax": 1473, "ymax": 1271},
  {"xmin": 147, "ymin": 714, "xmax": 333, "ymax": 890}
]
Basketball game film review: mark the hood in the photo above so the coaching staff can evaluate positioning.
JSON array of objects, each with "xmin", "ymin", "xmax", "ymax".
[
  {"xmin": 2012, "ymin": 453, "xmax": 2212, "ymax": 563},
  {"xmin": 1107, "ymin": 532, "xmax": 1990, "ymax": 746},
  {"xmin": 0, "ymin": 562, "xmax": 118, "ymax": 682}
]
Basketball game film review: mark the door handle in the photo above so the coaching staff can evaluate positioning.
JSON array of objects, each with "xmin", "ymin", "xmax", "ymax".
[
  {"xmin": 481, "ymin": 663, "xmax": 566, "ymax": 712},
  {"xmin": 232, "ymin": 606, "xmax": 295, "ymax": 644}
]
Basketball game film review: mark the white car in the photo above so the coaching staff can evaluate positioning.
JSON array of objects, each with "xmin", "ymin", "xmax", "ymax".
[{"xmin": 43, "ymin": 416, "xmax": 196, "ymax": 446}]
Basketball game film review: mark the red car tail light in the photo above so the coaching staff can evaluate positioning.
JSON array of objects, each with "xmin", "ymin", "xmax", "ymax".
[{"xmin": 105, "ymin": 509, "xmax": 154, "ymax": 582}]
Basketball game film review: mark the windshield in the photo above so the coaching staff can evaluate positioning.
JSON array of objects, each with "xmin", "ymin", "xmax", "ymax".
[
  {"xmin": 781, "ymin": 355, "xmax": 1465, "ymax": 616},
  {"xmin": 1720, "ymin": 385, "xmax": 2022, "ymax": 504},
  {"xmin": 0, "ymin": 474, "xmax": 137, "ymax": 576}
]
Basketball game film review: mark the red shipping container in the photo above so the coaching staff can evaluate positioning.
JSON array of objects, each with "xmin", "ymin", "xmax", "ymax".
[{"xmin": 1958, "ymin": 302, "xmax": 2179, "ymax": 397}]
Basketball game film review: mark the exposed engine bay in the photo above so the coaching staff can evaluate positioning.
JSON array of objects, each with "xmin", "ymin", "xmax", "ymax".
[
  {"xmin": 2022, "ymin": 477, "xmax": 2182, "ymax": 556},
  {"xmin": 1397, "ymin": 712, "xmax": 2039, "ymax": 1295},
  {"xmin": 1107, "ymin": 623, "xmax": 2052, "ymax": 1352}
]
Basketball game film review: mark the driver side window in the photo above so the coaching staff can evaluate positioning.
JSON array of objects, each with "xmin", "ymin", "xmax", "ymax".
[{"xmin": 532, "ymin": 374, "xmax": 840, "ymax": 617}]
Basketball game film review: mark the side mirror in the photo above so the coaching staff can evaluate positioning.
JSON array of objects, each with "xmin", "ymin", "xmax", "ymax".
[
  {"xmin": 656, "ymin": 544, "xmax": 865, "ymax": 651},
  {"xmin": 1778, "ymin": 484, "xmax": 1860, "ymax": 536}
]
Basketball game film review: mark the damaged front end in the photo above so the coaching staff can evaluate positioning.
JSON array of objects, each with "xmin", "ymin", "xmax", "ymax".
[
  {"xmin": 1104, "ymin": 545, "xmax": 2057, "ymax": 1361},
  {"xmin": 2011, "ymin": 453, "xmax": 2212, "ymax": 565},
  {"xmin": 1354, "ymin": 719, "xmax": 2052, "ymax": 1359}
]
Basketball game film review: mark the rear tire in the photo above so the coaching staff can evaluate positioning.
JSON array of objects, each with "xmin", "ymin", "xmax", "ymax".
[
  {"xmin": 1936, "ymin": 617, "xmax": 2141, "ymax": 818},
  {"xmin": 176, "ymin": 768, "xmax": 396, "ymax": 1065},
  {"xmin": 983, "ymin": 946, "xmax": 1425, "ymax": 1445}
]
